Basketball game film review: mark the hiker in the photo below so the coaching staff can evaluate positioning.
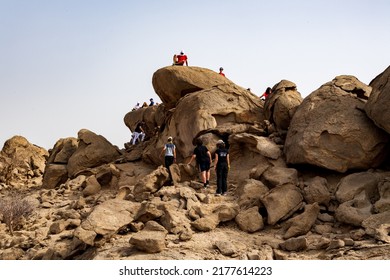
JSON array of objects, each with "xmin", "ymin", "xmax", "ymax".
[
  {"xmin": 160, "ymin": 136, "xmax": 176, "ymax": 180},
  {"xmin": 132, "ymin": 102, "xmax": 140, "ymax": 111},
  {"xmin": 173, "ymin": 50, "xmax": 188, "ymax": 66},
  {"xmin": 149, "ymin": 98, "xmax": 154, "ymax": 106},
  {"xmin": 218, "ymin": 67, "xmax": 225, "ymax": 77},
  {"xmin": 131, "ymin": 122, "xmax": 145, "ymax": 145},
  {"xmin": 260, "ymin": 87, "xmax": 272, "ymax": 100},
  {"xmin": 187, "ymin": 137, "xmax": 212, "ymax": 188},
  {"xmin": 214, "ymin": 140, "xmax": 230, "ymax": 196},
  {"xmin": 141, "ymin": 102, "xmax": 148, "ymax": 108}
]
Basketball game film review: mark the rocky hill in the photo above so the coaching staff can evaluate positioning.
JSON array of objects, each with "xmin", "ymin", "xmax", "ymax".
[{"xmin": 1, "ymin": 65, "xmax": 390, "ymax": 260}]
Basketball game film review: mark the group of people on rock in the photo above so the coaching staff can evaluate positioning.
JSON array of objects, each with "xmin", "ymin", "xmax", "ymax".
[
  {"xmin": 132, "ymin": 98, "xmax": 156, "ymax": 111},
  {"xmin": 172, "ymin": 50, "xmax": 273, "ymax": 100},
  {"xmin": 172, "ymin": 50, "xmax": 226, "ymax": 78},
  {"xmin": 161, "ymin": 136, "xmax": 230, "ymax": 196}
]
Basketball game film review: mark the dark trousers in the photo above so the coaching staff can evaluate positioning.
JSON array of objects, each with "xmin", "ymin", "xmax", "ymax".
[
  {"xmin": 216, "ymin": 163, "xmax": 228, "ymax": 194},
  {"xmin": 165, "ymin": 156, "xmax": 174, "ymax": 168},
  {"xmin": 165, "ymin": 156, "xmax": 174, "ymax": 179}
]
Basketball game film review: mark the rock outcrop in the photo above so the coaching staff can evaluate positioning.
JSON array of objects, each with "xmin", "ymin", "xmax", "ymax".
[
  {"xmin": 2, "ymin": 65, "xmax": 390, "ymax": 261},
  {"xmin": 67, "ymin": 129, "xmax": 122, "ymax": 178},
  {"xmin": 284, "ymin": 75, "xmax": 389, "ymax": 173},
  {"xmin": 264, "ymin": 80, "xmax": 303, "ymax": 132},
  {"xmin": 0, "ymin": 136, "xmax": 48, "ymax": 187},
  {"xmin": 125, "ymin": 66, "xmax": 264, "ymax": 167},
  {"xmin": 152, "ymin": 66, "xmax": 231, "ymax": 108},
  {"xmin": 365, "ymin": 65, "xmax": 390, "ymax": 134}
]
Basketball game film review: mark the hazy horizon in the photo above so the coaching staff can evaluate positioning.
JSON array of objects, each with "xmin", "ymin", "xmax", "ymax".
[{"xmin": 1, "ymin": 0, "xmax": 389, "ymax": 150}]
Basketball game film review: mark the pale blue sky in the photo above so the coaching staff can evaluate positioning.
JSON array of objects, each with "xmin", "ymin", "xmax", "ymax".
[{"xmin": 1, "ymin": 0, "xmax": 389, "ymax": 149}]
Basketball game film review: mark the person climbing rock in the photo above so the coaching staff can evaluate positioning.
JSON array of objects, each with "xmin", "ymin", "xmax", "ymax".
[{"xmin": 187, "ymin": 137, "xmax": 212, "ymax": 188}]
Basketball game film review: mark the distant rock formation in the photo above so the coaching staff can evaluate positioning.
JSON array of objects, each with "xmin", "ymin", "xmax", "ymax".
[{"xmin": 0, "ymin": 136, "xmax": 48, "ymax": 187}]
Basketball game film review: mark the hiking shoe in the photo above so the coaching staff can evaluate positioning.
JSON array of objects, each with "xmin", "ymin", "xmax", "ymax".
[
  {"xmin": 222, "ymin": 193, "xmax": 227, "ymax": 196},
  {"xmin": 215, "ymin": 193, "xmax": 221, "ymax": 196}
]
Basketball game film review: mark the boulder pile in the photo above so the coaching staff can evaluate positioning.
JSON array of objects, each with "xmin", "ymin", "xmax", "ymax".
[{"xmin": 1, "ymin": 65, "xmax": 390, "ymax": 260}]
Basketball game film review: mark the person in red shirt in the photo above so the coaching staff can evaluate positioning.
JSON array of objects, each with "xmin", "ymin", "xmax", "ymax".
[
  {"xmin": 219, "ymin": 67, "xmax": 225, "ymax": 77},
  {"xmin": 173, "ymin": 51, "xmax": 188, "ymax": 66},
  {"xmin": 260, "ymin": 87, "xmax": 272, "ymax": 100}
]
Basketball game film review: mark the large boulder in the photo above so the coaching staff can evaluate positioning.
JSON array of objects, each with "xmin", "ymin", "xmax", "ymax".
[
  {"xmin": 133, "ymin": 166, "xmax": 170, "ymax": 202},
  {"xmin": 152, "ymin": 66, "xmax": 230, "ymax": 109},
  {"xmin": 42, "ymin": 137, "xmax": 78, "ymax": 189},
  {"xmin": 227, "ymin": 133, "xmax": 286, "ymax": 184},
  {"xmin": 375, "ymin": 177, "xmax": 390, "ymax": 213},
  {"xmin": 0, "ymin": 136, "xmax": 48, "ymax": 186},
  {"xmin": 284, "ymin": 76, "xmax": 389, "ymax": 173},
  {"xmin": 365, "ymin": 65, "xmax": 390, "ymax": 134},
  {"xmin": 335, "ymin": 171, "xmax": 385, "ymax": 203},
  {"xmin": 235, "ymin": 179, "xmax": 269, "ymax": 210},
  {"xmin": 260, "ymin": 166, "xmax": 299, "ymax": 189},
  {"xmin": 47, "ymin": 137, "xmax": 78, "ymax": 164},
  {"xmin": 143, "ymin": 83, "xmax": 263, "ymax": 165},
  {"xmin": 302, "ymin": 176, "xmax": 331, "ymax": 207},
  {"xmin": 260, "ymin": 184, "xmax": 303, "ymax": 225},
  {"xmin": 362, "ymin": 211, "xmax": 390, "ymax": 243},
  {"xmin": 129, "ymin": 230, "xmax": 167, "ymax": 253},
  {"xmin": 123, "ymin": 104, "xmax": 166, "ymax": 141},
  {"xmin": 283, "ymin": 203, "xmax": 320, "ymax": 239},
  {"xmin": 67, "ymin": 129, "xmax": 122, "ymax": 178},
  {"xmin": 235, "ymin": 206, "xmax": 264, "ymax": 233},
  {"xmin": 264, "ymin": 80, "xmax": 303, "ymax": 132},
  {"xmin": 123, "ymin": 66, "xmax": 263, "ymax": 166},
  {"xmin": 74, "ymin": 199, "xmax": 140, "ymax": 246}
]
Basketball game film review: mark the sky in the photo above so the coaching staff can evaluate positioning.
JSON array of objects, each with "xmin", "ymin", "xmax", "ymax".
[{"xmin": 1, "ymin": 0, "xmax": 389, "ymax": 150}]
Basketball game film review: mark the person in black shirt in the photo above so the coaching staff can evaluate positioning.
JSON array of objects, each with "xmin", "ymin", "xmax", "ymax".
[
  {"xmin": 188, "ymin": 137, "xmax": 212, "ymax": 188},
  {"xmin": 214, "ymin": 140, "xmax": 230, "ymax": 195}
]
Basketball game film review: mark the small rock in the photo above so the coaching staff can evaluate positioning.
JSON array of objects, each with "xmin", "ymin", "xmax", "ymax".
[
  {"xmin": 279, "ymin": 237, "xmax": 307, "ymax": 251},
  {"xmin": 215, "ymin": 240, "xmax": 236, "ymax": 256}
]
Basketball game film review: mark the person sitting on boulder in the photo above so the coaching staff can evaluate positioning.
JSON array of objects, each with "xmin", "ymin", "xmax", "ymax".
[
  {"xmin": 149, "ymin": 98, "xmax": 154, "ymax": 106},
  {"xmin": 132, "ymin": 102, "xmax": 140, "ymax": 111},
  {"xmin": 173, "ymin": 51, "xmax": 188, "ymax": 66},
  {"xmin": 260, "ymin": 87, "xmax": 272, "ymax": 100}
]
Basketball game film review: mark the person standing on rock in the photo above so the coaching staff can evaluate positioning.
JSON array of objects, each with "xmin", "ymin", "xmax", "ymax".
[
  {"xmin": 160, "ymin": 136, "xmax": 176, "ymax": 180},
  {"xmin": 173, "ymin": 50, "xmax": 188, "ymax": 66},
  {"xmin": 187, "ymin": 137, "xmax": 212, "ymax": 188},
  {"xmin": 214, "ymin": 140, "xmax": 230, "ymax": 196}
]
